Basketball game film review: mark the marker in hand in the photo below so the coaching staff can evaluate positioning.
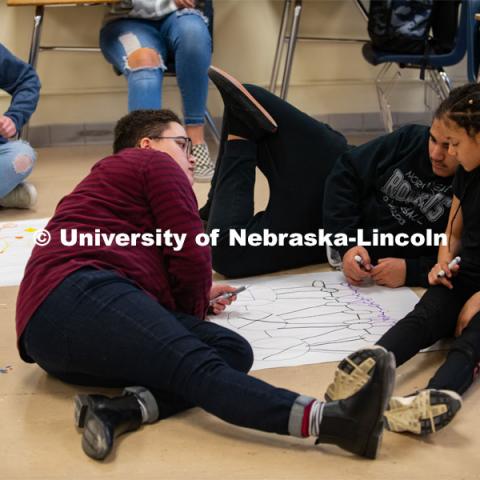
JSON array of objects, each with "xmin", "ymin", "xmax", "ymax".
[
  {"xmin": 354, "ymin": 254, "xmax": 372, "ymax": 270},
  {"xmin": 209, "ymin": 286, "xmax": 247, "ymax": 306},
  {"xmin": 437, "ymin": 256, "xmax": 461, "ymax": 278}
]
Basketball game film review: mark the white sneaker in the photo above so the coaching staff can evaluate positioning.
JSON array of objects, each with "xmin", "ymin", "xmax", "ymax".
[
  {"xmin": 384, "ymin": 389, "xmax": 462, "ymax": 435},
  {"xmin": 192, "ymin": 143, "xmax": 215, "ymax": 183},
  {"xmin": 0, "ymin": 182, "xmax": 38, "ymax": 209}
]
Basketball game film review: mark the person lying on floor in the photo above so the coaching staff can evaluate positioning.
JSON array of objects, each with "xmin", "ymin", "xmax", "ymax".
[
  {"xmin": 16, "ymin": 108, "xmax": 396, "ymax": 461},
  {"xmin": 200, "ymin": 67, "xmax": 458, "ymax": 288}
]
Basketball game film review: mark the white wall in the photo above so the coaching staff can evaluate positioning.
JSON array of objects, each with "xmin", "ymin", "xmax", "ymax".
[{"xmin": 0, "ymin": 0, "xmax": 469, "ymax": 127}]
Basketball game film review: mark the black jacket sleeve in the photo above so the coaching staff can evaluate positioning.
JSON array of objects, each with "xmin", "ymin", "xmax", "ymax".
[{"xmin": 323, "ymin": 128, "xmax": 405, "ymax": 256}]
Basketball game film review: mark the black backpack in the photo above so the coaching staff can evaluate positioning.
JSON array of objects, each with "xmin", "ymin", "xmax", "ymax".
[{"xmin": 368, "ymin": 0, "xmax": 460, "ymax": 54}]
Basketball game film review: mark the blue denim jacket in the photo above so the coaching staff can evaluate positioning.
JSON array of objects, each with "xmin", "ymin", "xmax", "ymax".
[{"xmin": 0, "ymin": 43, "xmax": 41, "ymax": 143}]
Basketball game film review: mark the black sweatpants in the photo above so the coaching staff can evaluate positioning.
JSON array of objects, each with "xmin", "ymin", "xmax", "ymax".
[
  {"xmin": 377, "ymin": 269, "xmax": 480, "ymax": 394},
  {"xmin": 202, "ymin": 85, "xmax": 349, "ymax": 278}
]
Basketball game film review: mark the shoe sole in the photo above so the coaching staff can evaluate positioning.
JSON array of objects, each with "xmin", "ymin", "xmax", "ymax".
[
  {"xmin": 74, "ymin": 394, "xmax": 111, "ymax": 460},
  {"xmin": 362, "ymin": 351, "xmax": 396, "ymax": 459},
  {"xmin": 325, "ymin": 346, "xmax": 388, "ymax": 402},
  {"xmin": 208, "ymin": 66, "xmax": 278, "ymax": 132},
  {"xmin": 384, "ymin": 389, "xmax": 462, "ymax": 435}
]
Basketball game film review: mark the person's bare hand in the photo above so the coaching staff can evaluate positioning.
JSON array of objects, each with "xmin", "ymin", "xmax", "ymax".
[
  {"xmin": 428, "ymin": 261, "xmax": 460, "ymax": 289},
  {"xmin": 456, "ymin": 291, "xmax": 480, "ymax": 337},
  {"xmin": 342, "ymin": 246, "xmax": 372, "ymax": 286},
  {"xmin": 0, "ymin": 116, "xmax": 16, "ymax": 138},
  {"xmin": 371, "ymin": 258, "xmax": 406, "ymax": 288},
  {"xmin": 208, "ymin": 283, "xmax": 238, "ymax": 315}
]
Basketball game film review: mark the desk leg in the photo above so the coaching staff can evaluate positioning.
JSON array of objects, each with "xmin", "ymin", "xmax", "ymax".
[
  {"xmin": 28, "ymin": 5, "xmax": 44, "ymax": 68},
  {"xmin": 280, "ymin": 0, "xmax": 302, "ymax": 100},
  {"xmin": 269, "ymin": 0, "xmax": 292, "ymax": 94}
]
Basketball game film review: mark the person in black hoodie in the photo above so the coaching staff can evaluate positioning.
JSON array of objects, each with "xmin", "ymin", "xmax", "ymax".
[{"xmin": 201, "ymin": 67, "xmax": 458, "ymax": 287}]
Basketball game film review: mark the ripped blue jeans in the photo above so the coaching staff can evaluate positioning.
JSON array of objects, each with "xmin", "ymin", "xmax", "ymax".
[
  {"xmin": 99, "ymin": 11, "xmax": 212, "ymax": 125},
  {"xmin": 0, "ymin": 140, "xmax": 36, "ymax": 198}
]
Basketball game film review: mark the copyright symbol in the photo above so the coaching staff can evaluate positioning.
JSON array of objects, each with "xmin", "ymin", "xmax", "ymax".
[{"xmin": 33, "ymin": 229, "xmax": 51, "ymax": 247}]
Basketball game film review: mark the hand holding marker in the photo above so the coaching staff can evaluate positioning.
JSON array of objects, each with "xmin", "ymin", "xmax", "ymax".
[
  {"xmin": 354, "ymin": 255, "xmax": 371, "ymax": 270},
  {"xmin": 209, "ymin": 286, "xmax": 247, "ymax": 306},
  {"xmin": 437, "ymin": 256, "xmax": 461, "ymax": 278},
  {"xmin": 354, "ymin": 255, "xmax": 363, "ymax": 266}
]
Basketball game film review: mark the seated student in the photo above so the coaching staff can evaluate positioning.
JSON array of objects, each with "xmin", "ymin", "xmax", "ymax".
[
  {"xmin": 16, "ymin": 109, "xmax": 396, "ymax": 461},
  {"xmin": 99, "ymin": 0, "xmax": 216, "ymax": 182},
  {"xmin": 200, "ymin": 67, "xmax": 458, "ymax": 287},
  {"xmin": 0, "ymin": 43, "xmax": 41, "ymax": 209},
  {"xmin": 325, "ymin": 84, "xmax": 480, "ymax": 436}
]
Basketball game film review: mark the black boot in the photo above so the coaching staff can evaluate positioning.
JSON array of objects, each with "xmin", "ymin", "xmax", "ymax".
[
  {"xmin": 74, "ymin": 393, "xmax": 143, "ymax": 460},
  {"xmin": 208, "ymin": 66, "xmax": 278, "ymax": 141},
  {"xmin": 316, "ymin": 351, "xmax": 396, "ymax": 459}
]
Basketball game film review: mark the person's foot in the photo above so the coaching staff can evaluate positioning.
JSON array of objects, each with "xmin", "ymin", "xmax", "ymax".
[
  {"xmin": 384, "ymin": 389, "xmax": 462, "ymax": 435},
  {"xmin": 325, "ymin": 346, "xmax": 388, "ymax": 402},
  {"xmin": 192, "ymin": 143, "xmax": 215, "ymax": 183},
  {"xmin": 208, "ymin": 66, "xmax": 278, "ymax": 141},
  {"xmin": 0, "ymin": 182, "xmax": 37, "ymax": 209},
  {"xmin": 74, "ymin": 393, "xmax": 143, "ymax": 460},
  {"xmin": 317, "ymin": 348, "xmax": 396, "ymax": 459}
]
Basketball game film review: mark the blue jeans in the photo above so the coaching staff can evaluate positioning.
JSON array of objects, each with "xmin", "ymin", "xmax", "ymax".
[
  {"xmin": 21, "ymin": 268, "xmax": 298, "ymax": 432},
  {"xmin": 0, "ymin": 140, "xmax": 36, "ymax": 198},
  {"xmin": 100, "ymin": 12, "xmax": 212, "ymax": 125}
]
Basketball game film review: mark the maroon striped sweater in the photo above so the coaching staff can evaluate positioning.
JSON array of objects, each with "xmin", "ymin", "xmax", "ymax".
[{"xmin": 16, "ymin": 148, "xmax": 212, "ymax": 353}]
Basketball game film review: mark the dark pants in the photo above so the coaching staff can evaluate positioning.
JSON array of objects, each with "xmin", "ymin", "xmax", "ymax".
[
  {"xmin": 202, "ymin": 85, "xmax": 349, "ymax": 278},
  {"xmin": 21, "ymin": 268, "xmax": 298, "ymax": 433},
  {"xmin": 377, "ymin": 271, "xmax": 480, "ymax": 394}
]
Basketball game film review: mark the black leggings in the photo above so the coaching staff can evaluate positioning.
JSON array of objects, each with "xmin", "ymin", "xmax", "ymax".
[
  {"xmin": 202, "ymin": 85, "xmax": 349, "ymax": 278},
  {"xmin": 377, "ymin": 273, "xmax": 480, "ymax": 394}
]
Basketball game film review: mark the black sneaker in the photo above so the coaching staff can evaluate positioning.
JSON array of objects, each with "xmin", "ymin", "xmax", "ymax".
[
  {"xmin": 317, "ymin": 349, "xmax": 396, "ymax": 459},
  {"xmin": 325, "ymin": 346, "xmax": 388, "ymax": 402}
]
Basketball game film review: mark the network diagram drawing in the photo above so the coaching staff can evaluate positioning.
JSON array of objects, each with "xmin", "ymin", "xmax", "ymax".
[{"xmin": 210, "ymin": 271, "xmax": 420, "ymax": 370}]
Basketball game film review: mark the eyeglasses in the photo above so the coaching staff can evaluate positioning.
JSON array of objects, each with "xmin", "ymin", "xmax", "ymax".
[{"xmin": 148, "ymin": 136, "xmax": 193, "ymax": 155}]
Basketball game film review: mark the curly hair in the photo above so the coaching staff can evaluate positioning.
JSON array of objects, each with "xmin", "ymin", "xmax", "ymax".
[
  {"xmin": 113, "ymin": 109, "xmax": 182, "ymax": 153},
  {"xmin": 434, "ymin": 83, "xmax": 480, "ymax": 137}
]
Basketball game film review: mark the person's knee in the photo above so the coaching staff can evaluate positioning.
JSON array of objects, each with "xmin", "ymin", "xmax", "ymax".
[
  {"xmin": 228, "ymin": 333, "xmax": 254, "ymax": 373},
  {"xmin": 176, "ymin": 10, "xmax": 211, "ymax": 43},
  {"xmin": 451, "ymin": 328, "xmax": 480, "ymax": 366},
  {"xmin": 126, "ymin": 47, "xmax": 164, "ymax": 70},
  {"xmin": 10, "ymin": 141, "xmax": 36, "ymax": 175}
]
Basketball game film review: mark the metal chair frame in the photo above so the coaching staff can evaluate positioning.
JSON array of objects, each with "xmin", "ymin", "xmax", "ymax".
[{"xmin": 269, "ymin": 0, "xmax": 369, "ymax": 100}]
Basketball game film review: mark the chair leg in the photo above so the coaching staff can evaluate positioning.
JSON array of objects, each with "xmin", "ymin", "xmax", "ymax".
[
  {"xmin": 205, "ymin": 108, "xmax": 220, "ymax": 145},
  {"xmin": 269, "ymin": 0, "xmax": 293, "ymax": 94},
  {"xmin": 375, "ymin": 63, "xmax": 399, "ymax": 133},
  {"xmin": 280, "ymin": 0, "xmax": 303, "ymax": 100},
  {"xmin": 436, "ymin": 69, "xmax": 453, "ymax": 99}
]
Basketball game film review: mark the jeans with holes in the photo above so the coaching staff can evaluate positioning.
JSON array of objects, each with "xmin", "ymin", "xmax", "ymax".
[
  {"xmin": 0, "ymin": 140, "xmax": 36, "ymax": 198},
  {"xmin": 21, "ymin": 268, "xmax": 298, "ymax": 431},
  {"xmin": 100, "ymin": 12, "xmax": 211, "ymax": 125}
]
